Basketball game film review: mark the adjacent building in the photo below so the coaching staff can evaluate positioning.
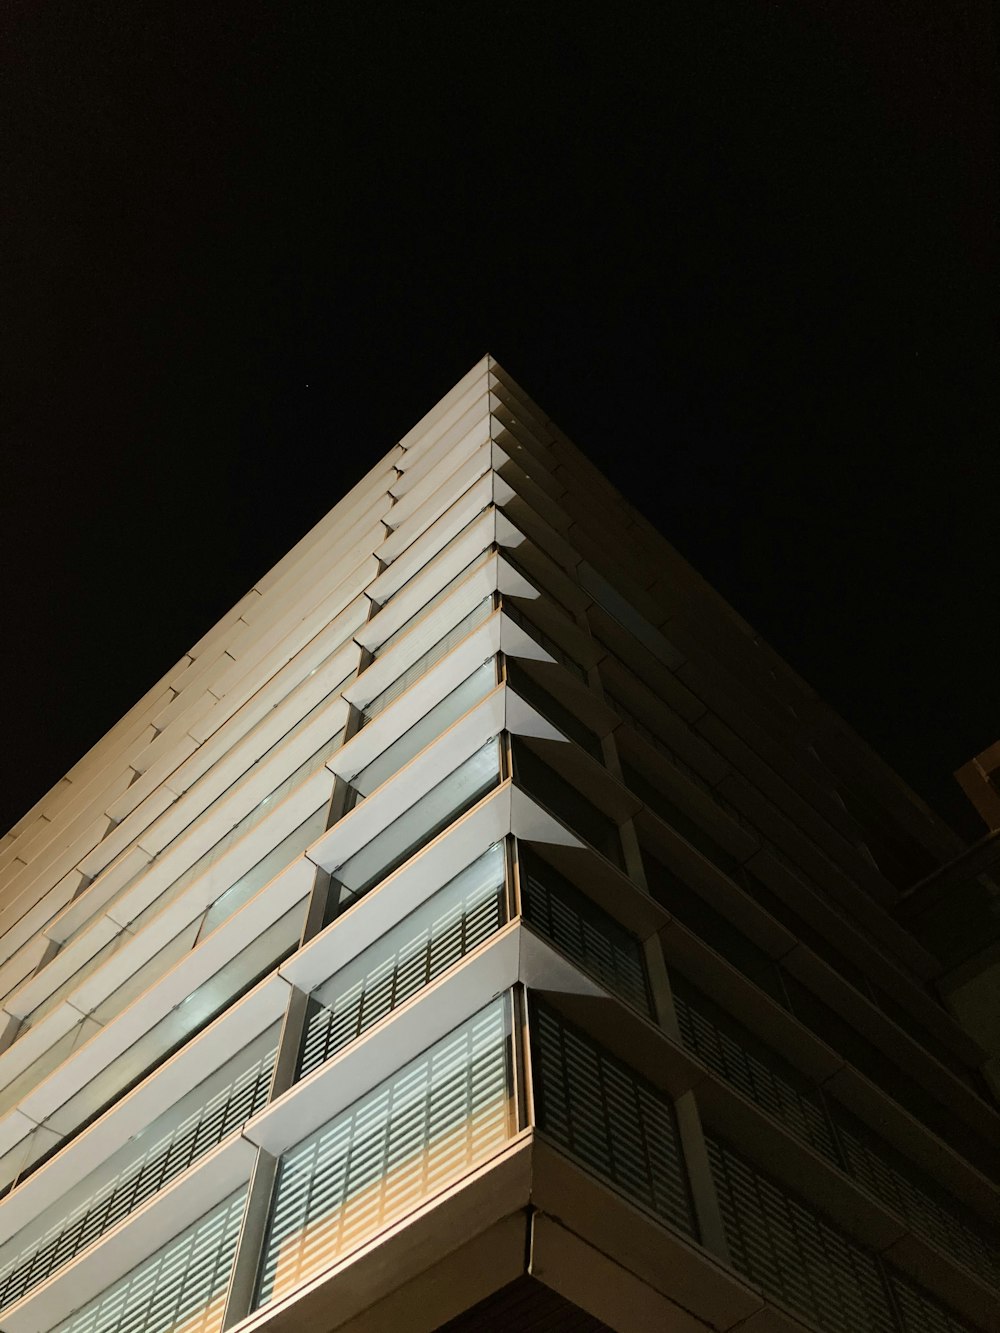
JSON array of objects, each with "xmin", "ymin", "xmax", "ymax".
[{"xmin": 0, "ymin": 356, "xmax": 996, "ymax": 1333}]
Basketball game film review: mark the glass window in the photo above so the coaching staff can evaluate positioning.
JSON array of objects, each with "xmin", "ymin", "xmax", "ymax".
[
  {"xmin": 0, "ymin": 1021, "xmax": 92, "ymax": 1124},
  {"xmin": 17, "ymin": 799, "xmax": 326, "ymax": 1057},
  {"xmin": 128, "ymin": 732, "xmax": 339, "ymax": 934},
  {"xmin": 331, "ymin": 739, "xmax": 501, "ymax": 916},
  {"xmin": 300, "ymin": 844, "xmax": 505, "ymax": 1080},
  {"xmin": 349, "ymin": 663, "xmax": 495, "ymax": 800},
  {"xmin": 371, "ymin": 552, "xmax": 489, "ymax": 659},
  {"xmin": 60, "ymin": 698, "xmax": 345, "ymax": 949},
  {"xmin": 641, "ymin": 846, "xmax": 789, "ymax": 1007},
  {"xmin": 12, "ymin": 933, "xmax": 128, "ymax": 1041},
  {"xmin": 12, "ymin": 900, "xmax": 306, "ymax": 1189},
  {"xmin": 361, "ymin": 598, "xmax": 493, "ymax": 724},
  {"xmin": 622, "ymin": 760, "xmax": 739, "ymax": 874},
  {"xmin": 502, "ymin": 602, "xmax": 587, "ymax": 681},
  {"xmin": 0, "ymin": 1029, "xmax": 278, "ymax": 1313},
  {"xmin": 256, "ymin": 997, "xmax": 513, "ymax": 1309},
  {"xmin": 506, "ymin": 661, "xmax": 602, "ymax": 760}
]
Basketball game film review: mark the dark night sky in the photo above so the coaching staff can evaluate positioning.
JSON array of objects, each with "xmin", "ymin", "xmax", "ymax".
[{"xmin": 3, "ymin": 2, "xmax": 997, "ymax": 842}]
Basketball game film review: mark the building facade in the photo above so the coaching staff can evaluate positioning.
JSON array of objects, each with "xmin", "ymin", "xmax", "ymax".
[{"xmin": 0, "ymin": 357, "xmax": 997, "ymax": 1333}]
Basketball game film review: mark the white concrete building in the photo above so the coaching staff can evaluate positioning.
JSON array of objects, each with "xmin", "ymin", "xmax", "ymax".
[{"xmin": 0, "ymin": 357, "xmax": 996, "ymax": 1333}]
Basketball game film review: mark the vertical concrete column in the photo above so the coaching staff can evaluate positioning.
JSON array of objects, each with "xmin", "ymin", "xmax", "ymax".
[
  {"xmin": 221, "ymin": 1147, "xmax": 278, "ymax": 1330},
  {"xmin": 222, "ymin": 984, "xmax": 313, "ymax": 1329},
  {"xmin": 600, "ymin": 685, "xmax": 731, "ymax": 1263},
  {"xmin": 645, "ymin": 932, "xmax": 730, "ymax": 1263}
]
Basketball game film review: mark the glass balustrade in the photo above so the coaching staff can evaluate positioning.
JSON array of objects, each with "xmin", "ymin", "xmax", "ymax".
[
  {"xmin": 530, "ymin": 1000, "xmax": 695, "ymax": 1239},
  {"xmin": 51, "ymin": 1187, "xmax": 248, "ymax": 1333},
  {"xmin": 255, "ymin": 997, "xmax": 514, "ymax": 1311},
  {"xmin": 360, "ymin": 598, "xmax": 493, "ymax": 724},
  {"xmin": 347, "ymin": 663, "xmax": 495, "ymax": 803},
  {"xmin": 300, "ymin": 843, "xmax": 506, "ymax": 1080},
  {"xmin": 0, "ymin": 1029, "xmax": 278, "ymax": 1312}
]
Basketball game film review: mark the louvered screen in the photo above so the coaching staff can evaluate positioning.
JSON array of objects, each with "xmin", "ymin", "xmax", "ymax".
[
  {"xmin": 520, "ymin": 858, "xmax": 651, "ymax": 1016},
  {"xmin": 706, "ymin": 1136, "xmax": 896, "ymax": 1333},
  {"xmin": 889, "ymin": 1271, "xmax": 975, "ymax": 1333},
  {"xmin": 670, "ymin": 978, "xmax": 839, "ymax": 1166},
  {"xmin": 362, "ymin": 598, "xmax": 493, "ymax": 723},
  {"xmin": 257, "ymin": 997, "xmax": 513, "ymax": 1309},
  {"xmin": 0, "ymin": 1045, "xmax": 275, "ymax": 1311},
  {"xmin": 671, "ymin": 978, "xmax": 1000, "ymax": 1290},
  {"xmin": 299, "ymin": 844, "xmax": 506, "ymax": 1079},
  {"xmin": 835, "ymin": 1113, "xmax": 1000, "ymax": 1291},
  {"xmin": 531, "ymin": 1001, "xmax": 694, "ymax": 1237},
  {"xmin": 53, "ymin": 1188, "xmax": 247, "ymax": 1333}
]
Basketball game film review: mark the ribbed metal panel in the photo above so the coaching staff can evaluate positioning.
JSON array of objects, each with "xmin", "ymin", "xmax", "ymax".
[
  {"xmin": 0, "ymin": 1048, "xmax": 275, "ymax": 1311},
  {"xmin": 53, "ymin": 1188, "xmax": 247, "ymax": 1333},
  {"xmin": 362, "ymin": 598, "xmax": 492, "ymax": 722},
  {"xmin": 300, "ymin": 846, "xmax": 505, "ymax": 1079},
  {"xmin": 671, "ymin": 979, "xmax": 839, "ymax": 1166},
  {"xmin": 521, "ymin": 858, "xmax": 651, "ymax": 1016},
  {"xmin": 532, "ymin": 1002, "xmax": 694, "ymax": 1238},
  {"xmin": 257, "ymin": 998, "xmax": 512, "ymax": 1309},
  {"xmin": 707, "ymin": 1135, "xmax": 896, "ymax": 1333}
]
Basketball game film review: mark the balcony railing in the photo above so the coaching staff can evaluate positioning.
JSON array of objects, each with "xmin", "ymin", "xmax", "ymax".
[
  {"xmin": 0, "ymin": 1042, "xmax": 276, "ymax": 1313},
  {"xmin": 256, "ymin": 997, "xmax": 515, "ymax": 1311},
  {"xmin": 329, "ymin": 739, "xmax": 501, "ymax": 918},
  {"xmin": 299, "ymin": 844, "xmax": 506, "ymax": 1080},
  {"xmin": 530, "ymin": 1000, "xmax": 696, "ymax": 1239},
  {"xmin": 360, "ymin": 598, "xmax": 493, "ymax": 723},
  {"xmin": 672, "ymin": 978, "xmax": 1000, "ymax": 1291},
  {"xmin": 52, "ymin": 1186, "xmax": 247, "ymax": 1333}
]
